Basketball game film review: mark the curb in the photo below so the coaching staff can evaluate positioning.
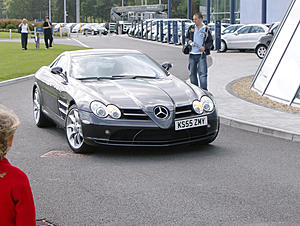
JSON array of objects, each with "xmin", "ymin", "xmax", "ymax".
[
  {"xmin": 0, "ymin": 74, "xmax": 34, "ymax": 87},
  {"xmin": 220, "ymin": 115, "xmax": 300, "ymax": 142}
]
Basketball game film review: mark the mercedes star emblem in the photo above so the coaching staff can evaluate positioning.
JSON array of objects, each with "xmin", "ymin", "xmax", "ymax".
[{"xmin": 154, "ymin": 106, "xmax": 169, "ymax": 119}]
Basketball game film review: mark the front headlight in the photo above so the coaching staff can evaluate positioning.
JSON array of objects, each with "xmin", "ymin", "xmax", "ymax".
[
  {"xmin": 200, "ymin": 96, "xmax": 214, "ymax": 112},
  {"xmin": 192, "ymin": 100, "xmax": 204, "ymax": 114},
  {"xmin": 91, "ymin": 101, "xmax": 108, "ymax": 118},
  {"xmin": 107, "ymin": 105, "xmax": 121, "ymax": 119},
  {"xmin": 90, "ymin": 101, "xmax": 122, "ymax": 119}
]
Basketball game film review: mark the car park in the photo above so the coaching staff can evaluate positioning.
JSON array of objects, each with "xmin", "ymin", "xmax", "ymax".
[
  {"xmin": 32, "ymin": 49, "xmax": 219, "ymax": 153},
  {"xmin": 220, "ymin": 24, "xmax": 269, "ymax": 52},
  {"xmin": 255, "ymin": 22, "xmax": 280, "ymax": 59}
]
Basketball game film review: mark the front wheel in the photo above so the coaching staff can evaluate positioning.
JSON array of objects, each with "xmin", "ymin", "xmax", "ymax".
[
  {"xmin": 256, "ymin": 45, "xmax": 267, "ymax": 59},
  {"xmin": 219, "ymin": 40, "xmax": 227, "ymax": 52},
  {"xmin": 65, "ymin": 105, "xmax": 92, "ymax": 153},
  {"xmin": 33, "ymin": 88, "xmax": 53, "ymax": 127}
]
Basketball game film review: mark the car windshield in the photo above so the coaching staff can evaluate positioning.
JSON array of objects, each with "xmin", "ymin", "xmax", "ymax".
[{"xmin": 70, "ymin": 53, "xmax": 168, "ymax": 80}]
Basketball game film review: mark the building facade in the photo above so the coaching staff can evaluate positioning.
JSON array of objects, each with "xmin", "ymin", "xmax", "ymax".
[
  {"xmin": 199, "ymin": 0, "xmax": 291, "ymax": 24},
  {"xmin": 240, "ymin": 0, "xmax": 291, "ymax": 24}
]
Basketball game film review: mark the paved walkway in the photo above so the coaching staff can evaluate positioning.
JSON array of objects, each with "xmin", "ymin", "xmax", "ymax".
[
  {"xmin": 2, "ymin": 36, "xmax": 300, "ymax": 141},
  {"xmin": 208, "ymin": 51, "xmax": 300, "ymax": 141}
]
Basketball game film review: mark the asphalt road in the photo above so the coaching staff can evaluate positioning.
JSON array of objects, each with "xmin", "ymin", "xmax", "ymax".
[{"xmin": 1, "ymin": 35, "xmax": 300, "ymax": 226}]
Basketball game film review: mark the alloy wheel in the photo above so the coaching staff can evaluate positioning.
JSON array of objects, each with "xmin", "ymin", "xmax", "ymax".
[
  {"xmin": 33, "ymin": 89, "xmax": 41, "ymax": 124},
  {"xmin": 66, "ymin": 108, "xmax": 84, "ymax": 149},
  {"xmin": 257, "ymin": 46, "xmax": 267, "ymax": 59}
]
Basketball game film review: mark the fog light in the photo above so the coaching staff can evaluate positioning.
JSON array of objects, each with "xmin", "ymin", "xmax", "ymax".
[
  {"xmin": 207, "ymin": 124, "xmax": 211, "ymax": 128},
  {"xmin": 105, "ymin": 130, "xmax": 111, "ymax": 135}
]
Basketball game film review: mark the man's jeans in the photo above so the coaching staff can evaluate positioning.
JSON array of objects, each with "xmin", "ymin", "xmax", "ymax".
[{"xmin": 189, "ymin": 53, "xmax": 208, "ymax": 90}]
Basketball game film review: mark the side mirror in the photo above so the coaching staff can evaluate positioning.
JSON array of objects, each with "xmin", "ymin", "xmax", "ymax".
[
  {"xmin": 51, "ymin": 66, "xmax": 63, "ymax": 75},
  {"xmin": 51, "ymin": 66, "xmax": 68, "ymax": 82},
  {"xmin": 162, "ymin": 62, "xmax": 173, "ymax": 71},
  {"xmin": 234, "ymin": 31, "xmax": 239, "ymax": 35}
]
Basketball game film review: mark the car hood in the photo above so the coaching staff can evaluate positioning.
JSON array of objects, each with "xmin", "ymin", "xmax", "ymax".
[{"xmin": 77, "ymin": 76, "xmax": 203, "ymax": 128}]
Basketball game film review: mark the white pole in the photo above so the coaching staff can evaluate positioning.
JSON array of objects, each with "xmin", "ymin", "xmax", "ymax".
[
  {"xmin": 145, "ymin": 0, "xmax": 147, "ymax": 5},
  {"xmin": 49, "ymin": 0, "xmax": 51, "ymax": 21},
  {"xmin": 64, "ymin": 0, "xmax": 67, "ymax": 23},
  {"xmin": 122, "ymin": 0, "xmax": 124, "ymax": 7},
  {"xmin": 76, "ymin": 0, "xmax": 80, "ymax": 23},
  {"xmin": 9, "ymin": 29, "xmax": 11, "ymax": 39},
  {"xmin": 159, "ymin": 0, "xmax": 161, "ymax": 4}
]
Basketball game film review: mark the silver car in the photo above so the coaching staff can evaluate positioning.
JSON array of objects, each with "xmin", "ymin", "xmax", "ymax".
[{"xmin": 220, "ymin": 24, "xmax": 269, "ymax": 52}]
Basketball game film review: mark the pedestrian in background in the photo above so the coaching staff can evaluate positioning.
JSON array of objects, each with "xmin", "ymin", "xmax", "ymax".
[
  {"xmin": 186, "ymin": 12, "xmax": 213, "ymax": 90},
  {"xmin": 18, "ymin": 18, "xmax": 31, "ymax": 50},
  {"xmin": 0, "ymin": 105, "xmax": 36, "ymax": 226},
  {"xmin": 43, "ymin": 16, "xmax": 53, "ymax": 49}
]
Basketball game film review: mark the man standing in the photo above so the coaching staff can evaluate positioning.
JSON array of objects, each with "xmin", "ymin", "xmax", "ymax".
[
  {"xmin": 186, "ymin": 12, "xmax": 213, "ymax": 90},
  {"xmin": 43, "ymin": 16, "xmax": 53, "ymax": 49}
]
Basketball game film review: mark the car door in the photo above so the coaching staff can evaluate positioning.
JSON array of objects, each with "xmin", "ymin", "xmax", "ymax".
[
  {"xmin": 233, "ymin": 25, "xmax": 252, "ymax": 49},
  {"xmin": 246, "ymin": 26, "xmax": 267, "ymax": 49},
  {"xmin": 225, "ymin": 25, "xmax": 251, "ymax": 49},
  {"xmin": 42, "ymin": 55, "xmax": 69, "ymax": 117}
]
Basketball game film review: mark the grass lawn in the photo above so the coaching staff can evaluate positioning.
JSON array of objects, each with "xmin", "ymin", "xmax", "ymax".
[
  {"xmin": 0, "ymin": 42, "xmax": 88, "ymax": 81},
  {"xmin": 0, "ymin": 31, "xmax": 21, "ymax": 39}
]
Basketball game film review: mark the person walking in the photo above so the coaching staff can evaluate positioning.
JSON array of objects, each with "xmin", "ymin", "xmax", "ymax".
[
  {"xmin": 18, "ymin": 18, "xmax": 31, "ymax": 50},
  {"xmin": 0, "ymin": 105, "xmax": 36, "ymax": 226},
  {"xmin": 186, "ymin": 12, "xmax": 213, "ymax": 90},
  {"xmin": 43, "ymin": 16, "xmax": 53, "ymax": 49}
]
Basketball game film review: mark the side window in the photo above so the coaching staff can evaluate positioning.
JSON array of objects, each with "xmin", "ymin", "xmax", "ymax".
[
  {"xmin": 50, "ymin": 58, "xmax": 60, "ymax": 68},
  {"xmin": 238, "ymin": 26, "xmax": 251, "ymax": 34},
  {"xmin": 55, "ymin": 55, "xmax": 68, "ymax": 73},
  {"xmin": 250, "ymin": 26, "xmax": 265, "ymax": 33}
]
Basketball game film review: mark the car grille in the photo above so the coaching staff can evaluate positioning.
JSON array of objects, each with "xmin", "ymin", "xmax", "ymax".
[
  {"xmin": 175, "ymin": 105, "xmax": 197, "ymax": 119},
  {"xmin": 121, "ymin": 109, "xmax": 149, "ymax": 120},
  {"xmin": 121, "ymin": 105, "xmax": 197, "ymax": 120}
]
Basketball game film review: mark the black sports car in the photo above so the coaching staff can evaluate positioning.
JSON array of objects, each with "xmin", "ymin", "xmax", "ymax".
[{"xmin": 32, "ymin": 49, "xmax": 219, "ymax": 153}]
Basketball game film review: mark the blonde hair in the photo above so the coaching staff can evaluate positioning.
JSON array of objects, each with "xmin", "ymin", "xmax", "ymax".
[{"xmin": 0, "ymin": 105, "xmax": 20, "ymax": 159}]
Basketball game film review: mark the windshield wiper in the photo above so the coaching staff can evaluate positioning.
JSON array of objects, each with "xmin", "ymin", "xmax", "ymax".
[
  {"xmin": 77, "ymin": 75, "xmax": 157, "ymax": 80},
  {"xmin": 111, "ymin": 75, "xmax": 157, "ymax": 79},
  {"xmin": 131, "ymin": 75, "xmax": 157, "ymax": 79},
  {"xmin": 76, "ymin": 76, "xmax": 117, "ymax": 80}
]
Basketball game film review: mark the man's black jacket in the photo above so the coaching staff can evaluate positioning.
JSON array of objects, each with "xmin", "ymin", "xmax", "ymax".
[{"xmin": 185, "ymin": 24, "xmax": 214, "ymax": 55}]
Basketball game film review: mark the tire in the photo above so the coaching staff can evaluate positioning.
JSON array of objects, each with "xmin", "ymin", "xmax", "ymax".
[
  {"xmin": 220, "ymin": 40, "xmax": 227, "ymax": 52},
  {"xmin": 255, "ymin": 44, "xmax": 267, "ymax": 59},
  {"xmin": 65, "ymin": 105, "xmax": 92, "ymax": 153},
  {"xmin": 32, "ymin": 87, "xmax": 53, "ymax": 127}
]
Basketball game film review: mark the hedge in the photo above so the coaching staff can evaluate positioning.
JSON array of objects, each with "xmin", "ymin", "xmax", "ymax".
[{"xmin": 0, "ymin": 19, "xmax": 42, "ymax": 30}]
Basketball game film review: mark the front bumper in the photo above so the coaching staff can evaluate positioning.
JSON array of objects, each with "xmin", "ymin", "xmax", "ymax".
[{"xmin": 80, "ymin": 110, "xmax": 219, "ymax": 147}]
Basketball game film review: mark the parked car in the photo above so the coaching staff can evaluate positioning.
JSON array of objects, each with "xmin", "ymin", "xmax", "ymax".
[
  {"xmin": 221, "ymin": 24, "xmax": 244, "ymax": 35},
  {"xmin": 71, "ymin": 23, "xmax": 86, "ymax": 33},
  {"xmin": 32, "ymin": 49, "xmax": 219, "ymax": 153},
  {"xmin": 220, "ymin": 24, "xmax": 269, "ymax": 52},
  {"xmin": 81, "ymin": 24, "xmax": 108, "ymax": 35},
  {"xmin": 207, "ymin": 22, "xmax": 227, "ymax": 38},
  {"xmin": 255, "ymin": 22, "xmax": 280, "ymax": 59}
]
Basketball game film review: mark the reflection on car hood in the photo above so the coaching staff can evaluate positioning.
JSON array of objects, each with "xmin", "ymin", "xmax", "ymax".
[{"xmin": 79, "ymin": 76, "xmax": 203, "ymax": 128}]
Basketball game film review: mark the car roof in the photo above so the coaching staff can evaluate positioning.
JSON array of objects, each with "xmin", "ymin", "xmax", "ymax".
[{"xmin": 65, "ymin": 49, "xmax": 142, "ymax": 57}]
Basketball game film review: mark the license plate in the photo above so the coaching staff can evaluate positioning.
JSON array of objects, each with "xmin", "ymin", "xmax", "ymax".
[{"xmin": 175, "ymin": 116, "xmax": 208, "ymax": 131}]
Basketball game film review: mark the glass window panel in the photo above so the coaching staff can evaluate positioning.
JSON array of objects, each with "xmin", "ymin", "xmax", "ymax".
[
  {"xmin": 264, "ymin": 22, "xmax": 300, "ymax": 102},
  {"xmin": 252, "ymin": 0, "xmax": 300, "ymax": 92},
  {"xmin": 238, "ymin": 26, "xmax": 250, "ymax": 34}
]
